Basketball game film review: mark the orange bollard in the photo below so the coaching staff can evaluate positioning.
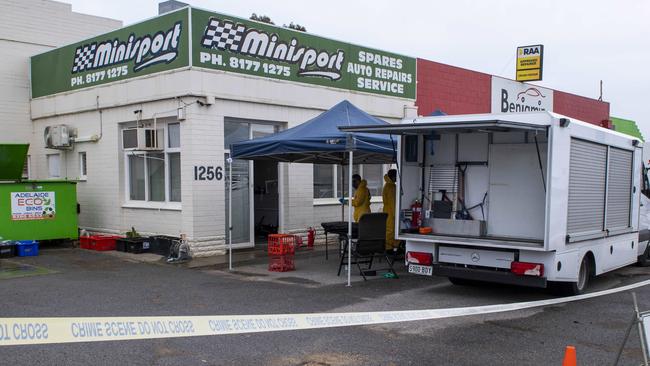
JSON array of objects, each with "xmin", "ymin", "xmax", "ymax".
[{"xmin": 562, "ymin": 345, "xmax": 577, "ymax": 366}]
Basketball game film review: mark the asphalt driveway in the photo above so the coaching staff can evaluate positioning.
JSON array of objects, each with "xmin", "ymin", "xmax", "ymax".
[{"xmin": 1, "ymin": 246, "xmax": 649, "ymax": 365}]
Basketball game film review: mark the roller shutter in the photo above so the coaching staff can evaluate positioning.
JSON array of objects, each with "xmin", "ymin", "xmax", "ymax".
[
  {"xmin": 567, "ymin": 139, "xmax": 607, "ymax": 235},
  {"xmin": 606, "ymin": 147, "xmax": 633, "ymax": 230}
]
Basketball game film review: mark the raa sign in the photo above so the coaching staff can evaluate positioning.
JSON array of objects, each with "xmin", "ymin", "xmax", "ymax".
[
  {"xmin": 31, "ymin": 7, "xmax": 416, "ymax": 100},
  {"xmin": 516, "ymin": 44, "xmax": 544, "ymax": 82}
]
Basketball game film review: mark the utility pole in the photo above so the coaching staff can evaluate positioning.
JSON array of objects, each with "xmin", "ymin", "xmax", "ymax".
[{"xmin": 598, "ymin": 80, "xmax": 603, "ymax": 101}]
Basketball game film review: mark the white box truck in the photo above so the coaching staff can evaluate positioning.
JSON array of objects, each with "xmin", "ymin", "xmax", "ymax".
[{"xmin": 341, "ymin": 112, "xmax": 650, "ymax": 294}]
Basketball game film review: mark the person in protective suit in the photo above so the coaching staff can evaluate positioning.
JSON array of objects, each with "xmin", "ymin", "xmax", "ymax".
[
  {"xmin": 349, "ymin": 174, "xmax": 371, "ymax": 222},
  {"xmin": 382, "ymin": 169, "xmax": 398, "ymax": 250}
]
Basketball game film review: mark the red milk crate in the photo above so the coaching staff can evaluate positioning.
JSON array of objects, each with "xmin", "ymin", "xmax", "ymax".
[
  {"xmin": 80, "ymin": 235, "xmax": 121, "ymax": 251},
  {"xmin": 268, "ymin": 255, "xmax": 295, "ymax": 272},
  {"xmin": 267, "ymin": 234, "xmax": 296, "ymax": 255}
]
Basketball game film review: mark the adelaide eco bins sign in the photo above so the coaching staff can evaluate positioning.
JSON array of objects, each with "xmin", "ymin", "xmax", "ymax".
[
  {"xmin": 11, "ymin": 192, "xmax": 56, "ymax": 221},
  {"xmin": 31, "ymin": 7, "xmax": 416, "ymax": 99}
]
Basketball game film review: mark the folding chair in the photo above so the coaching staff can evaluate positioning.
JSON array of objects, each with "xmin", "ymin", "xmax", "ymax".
[{"xmin": 337, "ymin": 213, "xmax": 398, "ymax": 280}]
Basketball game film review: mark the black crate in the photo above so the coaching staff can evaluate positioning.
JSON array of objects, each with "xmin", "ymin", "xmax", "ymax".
[
  {"xmin": 116, "ymin": 238, "xmax": 152, "ymax": 254},
  {"xmin": 150, "ymin": 235, "xmax": 178, "ymax": 256},
  {"xmin": 0, "ymin": 244, "xmax": 16, "ymax": 258},
  {"xmin": 128, "ymin": 238, "xmax": 151, "ymax": 254},
  {"xmin": 116, "ymin": 238, "xmax": 128, "ymax": 252}
]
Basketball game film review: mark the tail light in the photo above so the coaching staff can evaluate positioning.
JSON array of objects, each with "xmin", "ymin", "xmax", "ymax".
[
  {"xmin": 511, "ymin": 261, "xmax": 544, "ymax": 277},
  {"xmin": 407, "ymin": 252, "xmax": 433, "ymax": 266}
]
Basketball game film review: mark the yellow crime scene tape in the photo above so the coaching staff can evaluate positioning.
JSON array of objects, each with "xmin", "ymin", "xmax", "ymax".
[{"xmin": 2, "ymin": 278, "xmax": 650, "ymax": 346}]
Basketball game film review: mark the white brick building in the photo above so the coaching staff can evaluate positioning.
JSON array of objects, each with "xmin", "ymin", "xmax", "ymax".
[
  {"xmin": 0, "ymin": 0, "xmax": 121, "ymax": 147},
  {"xmin": 23, "ymin": 4, "xmax": 416, "ymax": 256}
]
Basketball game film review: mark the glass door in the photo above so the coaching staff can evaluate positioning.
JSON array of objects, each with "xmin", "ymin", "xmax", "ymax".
[
  {"xmin": 225, "ymin": 152, "xmax": 252, "ymax": 246},
  {"xmin": 224, "ymin": 121, "xmax": 279, "ymax": 248},
  {"xmin": 225, "ymin": 121, "xmax": 252, "ymax": 247},
  {"xmin": 250, "ymin": 124, "xmax": 278, "ymax": 247}
]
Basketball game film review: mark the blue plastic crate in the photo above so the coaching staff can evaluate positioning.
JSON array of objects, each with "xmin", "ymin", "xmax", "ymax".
[{"xmin": 16, "ymin": 241, "xmax": 38, "ymax": 257}]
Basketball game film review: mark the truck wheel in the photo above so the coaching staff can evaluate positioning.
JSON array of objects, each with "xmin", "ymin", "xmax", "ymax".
[
  {"xmin": 554, "ymin": 256, "xmax": 590, "ymax": 296},
  {"xmin": 637, "ymin": 243, "xmax": 650, "ymax": 267}
]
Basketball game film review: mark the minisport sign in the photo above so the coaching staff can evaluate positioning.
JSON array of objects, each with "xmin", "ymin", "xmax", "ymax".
[{"xmin": 192, "ymin": 8, "xmax": 416, "ymax": 99}]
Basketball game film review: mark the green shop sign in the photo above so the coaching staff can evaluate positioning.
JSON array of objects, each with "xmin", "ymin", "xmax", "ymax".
[
  {"xmin": 30, "ymin": 8, "xmax": 190, "ymax": 98},
  {"xmin": 31, "ymin": 7, "xmax": 416, "ymax": 100},
  {"xmin": 191, "ymin": 8, "xmax": 415, "ymax": 99}
]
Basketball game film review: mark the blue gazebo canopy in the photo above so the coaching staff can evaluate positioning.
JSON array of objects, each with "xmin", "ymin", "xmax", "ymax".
[{"xmin": 230, "ymin": 100, "xmax": 396, "ymax": 164}]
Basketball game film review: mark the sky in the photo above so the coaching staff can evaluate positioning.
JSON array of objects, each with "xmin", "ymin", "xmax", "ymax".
[{"xmin": 64, "ymin": 0, "xmax": 650, "ymax": 137}]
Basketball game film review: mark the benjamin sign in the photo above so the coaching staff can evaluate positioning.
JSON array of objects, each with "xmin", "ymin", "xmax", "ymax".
[
  {"xmin": 491, "ymin": 76, "xmax": 553, "ymax": 114},
  {"xmin": 31, "ymin": 7, "xmax": 416, "ymax": 99}
]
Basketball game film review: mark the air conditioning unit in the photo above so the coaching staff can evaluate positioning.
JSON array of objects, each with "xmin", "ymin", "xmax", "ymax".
[
  {"xmin": 122, "ymin": 128, "xmax": 164, "ymax": 151},
  {"xmin": 44, "ymin": 125, "xmax": 76, "ymax": 149}
]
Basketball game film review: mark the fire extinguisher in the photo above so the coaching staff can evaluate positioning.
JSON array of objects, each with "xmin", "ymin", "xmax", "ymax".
[
  {"xmin": 411, "ymin": 200, "xmax": 422, "ymax": 229},
  {"xmin": 307, "ymin": 227, "xmax": 315, "ymax": 248}
]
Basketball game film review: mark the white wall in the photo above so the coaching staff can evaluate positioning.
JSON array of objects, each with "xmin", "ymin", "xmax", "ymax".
[
  {"xmin": 30, "ymin": 67, "xmax": 413, "ymax": 256},
  {"xmin": 0, "ymin": 0, "xmax": 121, "ymax": 147},
  {"xmin": 30, "ymin": 99, "xmax": 185, "ymax": 238}
]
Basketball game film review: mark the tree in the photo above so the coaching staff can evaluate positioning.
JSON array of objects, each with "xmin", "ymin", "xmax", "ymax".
[
  {"xmin": 284, "ymin": 22, "xmax": 307, "ymax": 32},
  {"xmin": 250, "ymin": 13, "xmax": 274, "ymax": 25},
  {"xmin": 249, "ymin": 13, "xmax": 307, "ymax": 32}
]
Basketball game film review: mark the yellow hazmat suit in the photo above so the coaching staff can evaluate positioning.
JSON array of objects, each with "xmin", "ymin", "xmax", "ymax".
[
  {"xmin": 382, "ymin": 174, "xmax": 397, "ymax": 250},
  {"xmin": 352, "ymin": 179, "xmax": 371, "ymax": 222}
]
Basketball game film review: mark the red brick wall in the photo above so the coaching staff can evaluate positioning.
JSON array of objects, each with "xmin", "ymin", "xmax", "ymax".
[
  {"xmin": 553, "ymin": 90, "xmax": 610, "ymax": 127},
  {"xmin": 416, "ymin": 58, "xmax": 491, "ymax": 116},
  {"xmin": 417, "ymin": 58, "xmax": 610, "ymax": 128}
]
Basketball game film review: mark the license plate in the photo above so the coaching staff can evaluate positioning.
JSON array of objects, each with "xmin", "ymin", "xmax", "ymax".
[{"xmin": 408, "ymin": 264, "xmax": 432, "ymax": 276}]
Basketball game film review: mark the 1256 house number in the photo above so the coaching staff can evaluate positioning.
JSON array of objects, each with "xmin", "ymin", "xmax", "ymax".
[{"xmin": 194, "ymin": 166, "xmax": 223, "ymax": 181}]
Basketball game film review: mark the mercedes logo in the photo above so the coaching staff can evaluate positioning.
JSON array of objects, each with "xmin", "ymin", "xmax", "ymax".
[{"xmin": 471, "ymin": 253, "xmax": 480, "ymax": 262}]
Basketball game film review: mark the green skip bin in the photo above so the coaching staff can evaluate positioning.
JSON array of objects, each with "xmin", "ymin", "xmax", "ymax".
[{"xmin": 0, "ymin": 144, "xmax": 78, "ymax": 242}]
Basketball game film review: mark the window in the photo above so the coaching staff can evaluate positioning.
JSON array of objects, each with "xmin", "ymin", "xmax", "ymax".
[
  {"xmin": 22, "ymin": 155, "xmax": 30, "ymax": 179},
  {"xmin": 224, "ymin": 121, "xmax": 250, "ymax": 148},
  {"xmin": 47, "ymin": 154, "xmax": 60, "ymax": 178},
  {"xmin": 169, "ymin": 153, "xmax": 181, "ymax": 202},
  {"xmin": 167, "ymin": 123, "xmax": 181, "ymax": 202},
  {"xmin": 125, "ymin": 122, "xmax": 181, "ymax": 204},
  {"xmin": 313, "ymin": 164, "xmax": 386, "ymax": 199},
  {"xmin": 168, "ymin": 123, "xmax": 180, "ymax": 148},
  {"xmin": 363, "ymin": 164, "xmax": 384, "ymax": 197},
  {"xmin": 79, "ymin": 152, "xmax": 87, "ymax": 180},
  {"xmin": 129, "ymin": 154, "xmax": 145, "ymax": 200},
  {"xmin": 147, "ymin": 152, "xmax": 165, "ymax": 201},
  {"xmin": 313, "ymin": 165, "xmax": 334, "ymax": 198},
  {"xmin": 336, "ymin": 165, "xmax": 361, "ymax": 198}
]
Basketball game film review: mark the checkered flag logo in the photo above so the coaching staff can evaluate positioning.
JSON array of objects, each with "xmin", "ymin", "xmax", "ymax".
[
  {"xmin": 71, "ymin": 44, "xmax": 97, "ymax": 73},
  {"xmin": 201, "ymin": 19, "xmax": 245, "ymax": 51}
]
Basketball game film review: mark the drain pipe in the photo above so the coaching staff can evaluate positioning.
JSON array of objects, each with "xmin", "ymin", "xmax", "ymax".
[{"xmin": 74, "ymin": 96, "xmax": 103, "ymax": 143}]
